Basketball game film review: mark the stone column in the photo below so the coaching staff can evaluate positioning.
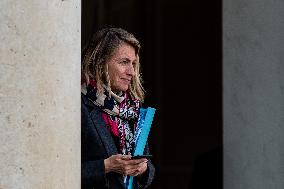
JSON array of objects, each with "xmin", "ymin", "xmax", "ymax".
[
  {"xmin": 0, "ymin": 1, "xmax": 80, "ymax": 189},
  {"xmin": 224, "ymin": 0, "xmax": 284, "ymax": 188}
]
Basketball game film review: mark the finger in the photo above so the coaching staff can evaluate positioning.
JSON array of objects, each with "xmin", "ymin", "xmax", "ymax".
[
  {"xmin": 121, "ymin": 161, "xmax": 147, "ymax": 174},
  {"xmin": 125, "ymin": 168, "xmax": 139, "ymax": 176},
  {"xmin": 133, "ymin": 171, "xmax": 140, "ymax": 176},
  {"xmin": 117, "ymin": 165, "xmax": 133, "ymax": 175},
  {"xmin": 128, "ymin": 165, "xmax": 145, "ymax": 176},
  {"xmin": 122, "ymin": 164, "xmax": 133, "ymax": 174},
  {"xmin": 119, "ymin": 159, "xmax": 142, "ymax": 166},
  {"xmin": 136, "ymin": 162, "xmax": 147, "ymax": 175},
  {"xmin": 110, "ymin": 154, "xmax": 124, "ymax": 162},
  {"xmin": 112, "ymin": 162, "xmax": 139, "ymax": 175},
  {"xmin": 123, "ymin": 163, "xmax": 141, "ymax": 175},
  {"xmin": 121, "ymin": 155, "xmax": 131, "ymax": 160},
  {"xmin": 127, "ymin": 158, "xmax": 148, "ymax": 165},
  {"xmin": 128, "ymin": 170, "xmax": 140, "ymax": 176},
  {"xmin": 123, "ymin": 162, "xmax": 148, "ymax": 176}
]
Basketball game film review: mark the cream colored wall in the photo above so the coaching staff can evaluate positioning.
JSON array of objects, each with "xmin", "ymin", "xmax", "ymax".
[{"xmin": 0, "ymin": 1, "xmax": 81, "ymax": 188}]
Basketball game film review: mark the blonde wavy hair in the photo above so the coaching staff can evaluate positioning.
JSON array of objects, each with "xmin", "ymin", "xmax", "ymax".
[{"xmin": 82, "ymin": 27, "xmax": 145, "ymax": 101}]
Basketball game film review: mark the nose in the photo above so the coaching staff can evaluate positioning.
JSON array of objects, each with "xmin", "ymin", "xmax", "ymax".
[{"xmin": 127, "ymin": 64, "xmax": 135, "ymax": 76}]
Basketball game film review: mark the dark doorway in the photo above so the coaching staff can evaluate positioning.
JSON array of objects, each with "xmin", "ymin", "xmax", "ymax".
[{"xmin": 82, "ymin": 1, "xmax": 222, "ymax": 188}]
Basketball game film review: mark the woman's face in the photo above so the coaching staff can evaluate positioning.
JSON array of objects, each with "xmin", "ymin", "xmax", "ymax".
[{"xmin": 107, "ymin": 42, "xmax": 137, "ymax": 93}]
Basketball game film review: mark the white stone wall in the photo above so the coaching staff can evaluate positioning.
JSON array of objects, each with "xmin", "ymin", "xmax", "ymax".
[{"xmin": 0, "ymin": 1, "xmax": 81, "ymax": 188}]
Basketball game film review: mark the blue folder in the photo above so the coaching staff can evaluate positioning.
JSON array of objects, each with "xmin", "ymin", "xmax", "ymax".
[{"xmin": 125, "ymin": 107, "xmax": 156, "ymax": 189}]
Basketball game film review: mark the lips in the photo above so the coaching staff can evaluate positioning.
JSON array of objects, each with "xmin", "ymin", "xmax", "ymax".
[{"xmin": 121, "ymin": 78, "xmax": 131, "ymax": 84}]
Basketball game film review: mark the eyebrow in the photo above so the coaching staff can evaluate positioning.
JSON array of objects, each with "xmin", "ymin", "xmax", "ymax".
[
  {"xmin": 115, "ymin": 57, "xmax": 136, "ymax": 62},
  {"xmin": 119, "ymin": 58, "xmax": 130, "ymax": 62}
]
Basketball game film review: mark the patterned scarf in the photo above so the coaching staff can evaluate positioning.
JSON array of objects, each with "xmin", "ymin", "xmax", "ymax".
[{"xmin": 82, "ymin": 80, "xmax": 140, "ymax": 155}]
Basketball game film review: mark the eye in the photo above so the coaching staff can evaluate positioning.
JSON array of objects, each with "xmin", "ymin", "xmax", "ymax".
[{"xmin": 119, "ymin": 60, "xmax": 128, "ymax": 65}]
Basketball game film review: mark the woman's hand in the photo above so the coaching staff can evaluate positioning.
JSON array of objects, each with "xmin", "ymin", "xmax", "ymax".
[{"xmin": 104, "ymin": 154, "xmax": 148, "ymax": 176}]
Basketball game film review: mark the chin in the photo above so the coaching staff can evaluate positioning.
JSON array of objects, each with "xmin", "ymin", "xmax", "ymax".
[
  {"xmin": 121, "ymin": 88, "xmax": 129, "ymax": 92},
  {"xmin": 120, "ymin": 86, "xmax": 129, "ymax": 92},
  {"xmin": 114, "ymin": 84, "xmax": 129, "ymax": 92}
]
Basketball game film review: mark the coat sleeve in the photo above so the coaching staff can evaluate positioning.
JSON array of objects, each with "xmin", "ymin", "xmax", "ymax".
[
  {"xmin": 136, "ymin": 143, "xmax": 155, "ymax": 189},
  {"xmin": 81, "ymin": 102, "xmax": 108, "ymax": 189}
]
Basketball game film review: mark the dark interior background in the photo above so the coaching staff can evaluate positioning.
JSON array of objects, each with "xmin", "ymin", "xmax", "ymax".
[{"xmin": 82, "ymin": 0, "xmax": 222, "ymax": 188}]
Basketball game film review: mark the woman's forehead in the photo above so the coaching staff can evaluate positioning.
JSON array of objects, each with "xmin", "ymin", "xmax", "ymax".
[{"xmin": 112, "ymin": 43, "xmax": 137, "ymax": 61}]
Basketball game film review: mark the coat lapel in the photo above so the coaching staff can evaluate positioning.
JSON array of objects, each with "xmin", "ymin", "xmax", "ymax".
[
  {"xmin": 90, "ymin": 106, "xmax": 118, "ymax": 156},
  {"xmin": 82, "ymin": 94, "xmax": 126, "ymax": 188},
  {"xmin": 90, "ymin": 105, "xmax": 126, "ymax": 187},
  {"xmin": 82, "ymin": 93, "xmax": 118, "ymax": 156}
]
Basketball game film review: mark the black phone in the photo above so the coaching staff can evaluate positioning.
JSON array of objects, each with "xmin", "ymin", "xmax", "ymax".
[{"xmin": 131, "ymin": 155, "xmax": 152, "ymax": 159}]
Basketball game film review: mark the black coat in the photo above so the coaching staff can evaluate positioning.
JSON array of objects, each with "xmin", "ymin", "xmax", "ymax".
[{"xmin": 81, "ymin": 94, "xmax": 155, "ymax": 189}]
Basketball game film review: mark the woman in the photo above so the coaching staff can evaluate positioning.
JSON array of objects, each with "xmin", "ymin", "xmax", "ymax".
[{"xmin": 81, "ymin": 27, "xmax": 155, "ymax": 189}]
